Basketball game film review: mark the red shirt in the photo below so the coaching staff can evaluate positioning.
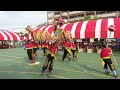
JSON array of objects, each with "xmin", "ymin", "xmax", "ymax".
[
  {"xmin": 71, "ymin": 43, "xmax": 76, "ymax": 50},
  {"xmin": 100, "ymin": 48, "xmax": 111, "ymax": 58},
  {"xmin": 26, "ymin": 42, "xmax": 33, "ymax": 48},
  {"xmin": 43, "ymin": 42, "xmax": 48, "ymax": 48},
  {"xmin": 65, "ymin": 41, "xmax": 71, "ymax": 48},
  {"xmin": 49, "ymin": 45, "xmax": 56, "ymax": 54},
  {"xmin": 62, "ymin": 40, "xmax": 66, "ymax": 47},
  {"xmin": 33, "ymin": 41, "xmax": 39, "ymax": 48}
]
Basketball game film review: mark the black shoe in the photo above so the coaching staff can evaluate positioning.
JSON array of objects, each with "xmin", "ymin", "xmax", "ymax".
[
  {"xmin": 114, "ymin": 75, "xmax": 118, "ymax": 78},
  {"xmin": 106, "ymin": 72, "xmax": 110, "ymax": 75},
  {"xmin": 41, "ymin": 71, "xmax": 44, "ymax": 75}
]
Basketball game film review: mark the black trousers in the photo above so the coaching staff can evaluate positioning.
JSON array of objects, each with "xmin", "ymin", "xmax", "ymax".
[
  {"xmin": 43, "ymin": 47, "xmax": 47, "ymax": 55},
  {"xmin": 103, "ymin": 58, "xmax": 116, "ymax": 71},
  {"xmin": 33, "ymin": 48, "xmax": 38, "ymax": 54},
  {"xmin": 62, "ymin": 47, "xmax": 65, "ymax": 51},
  {"xmin": 71, "ymin": 49, "xmax": 76, "ymax": 58},
  {"xmin": 33, "ymin": 48, "xmax": 38, "ymax": 58},
  {"xmin": 62, "ymin": 48, "xmax": 70, "ymax": 61},
  {"xmin": 42, "ymin": 54, "xmax": 54, "ymax": 72},
  {"xmin": 27, "ymin": 49, "xmax": 33, "ymax": 60}
]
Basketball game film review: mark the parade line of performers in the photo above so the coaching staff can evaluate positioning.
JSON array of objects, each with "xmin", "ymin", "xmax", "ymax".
[
  {"xmin": 25, "ymin": 38, "xmax": 78, "ymax": 76},
  {"xmin": 25, "ymin": 38, "xmax": 118, "ymax": 78}
]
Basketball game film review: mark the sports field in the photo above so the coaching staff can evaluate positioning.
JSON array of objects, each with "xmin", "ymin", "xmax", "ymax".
[{"xmin": 0, "ymin": 48, "xmax": 119, "ymax": 79}]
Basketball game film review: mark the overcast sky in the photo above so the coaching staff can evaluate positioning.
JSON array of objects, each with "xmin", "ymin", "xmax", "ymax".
[{"xmin": 0, "ymin": 11, "xmax": 47, "ymax": 31}]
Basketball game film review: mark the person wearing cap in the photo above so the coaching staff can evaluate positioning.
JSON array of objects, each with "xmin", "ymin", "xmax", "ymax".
[
  {"xmin": 26, "ymin": 40, "xmax": 34, "ymax": 63},
  {"xmin": 100, "ymin": 44, "xmax": 118, "ymax": 78},
  {"xmin": 41, "ymin": 41, "xmax": 57, "ymax": 76}
]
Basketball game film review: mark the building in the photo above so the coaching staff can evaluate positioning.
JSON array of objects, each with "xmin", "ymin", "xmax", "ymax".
[
  {"xmin": 47, "ymin": 11, "xmax": 54, "ymax": 24},
  {"xmin": 47, "ymin": 11, "xmax": 120, "ymax": 24}
]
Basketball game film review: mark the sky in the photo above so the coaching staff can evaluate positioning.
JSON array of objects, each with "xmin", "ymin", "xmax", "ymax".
[{"xmin": 0, "ymin": 11, "xmax": 47, "ymax": 32}]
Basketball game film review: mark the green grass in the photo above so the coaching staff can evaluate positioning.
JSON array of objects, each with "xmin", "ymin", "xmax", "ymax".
[{"xmin": 0, "ymin": 48, "xmax": 120, "ymax": 79}]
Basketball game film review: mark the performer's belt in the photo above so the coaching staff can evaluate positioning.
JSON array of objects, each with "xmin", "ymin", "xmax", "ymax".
[
  {"xmin": 26, "ymin": 48, "xmax": 33, "ymax": 49},
  {"xmin": 43, "ymin": 46, "xmax": 48, "ymax": 48},
  {"xmin": 34, "ymin": 46, "xmax": 38, "ymax": 48},
  {"xmin": 65, "ymin": 48, "xmax": 71, "ymax": 53},
  {"xmin": 102, "ymin": 57, "xmax": 110, "ymax": 59},
  {"xmin": 50, "ymin": 53, "xmax": 56, "ymax": 60},
  {"xmin": 72, "ymin": 48, "xmax": 76, "ymax": 50},
  {"xmin": 44, "ymin": 46, "xmax": 48, "ymax": 48}
]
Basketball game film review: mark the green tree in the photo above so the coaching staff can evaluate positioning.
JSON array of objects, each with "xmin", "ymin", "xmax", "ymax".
[
  {"xmin": 84, "ymin": 16, "xmax": 91, "ymax": 20},
  {"xmin": 38, "ymin": 22, "xmax": 47, "ymax": 26}
]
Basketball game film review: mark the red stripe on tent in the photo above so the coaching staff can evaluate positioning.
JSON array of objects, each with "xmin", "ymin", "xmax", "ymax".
[
  {"xmin": 2, "ymin": 32, "xmax": 11, "ymax": 40},
  {"xmin": 64, "ymin": 23, "xmax": 74, "ymax": 32},
  {"xmin": 75, "ymin": 21, "xmax": 84, "ymax": 39},
  {"xmin": 114, "ymin": 18, "xmax": 120, "ymax": 38},
  {"xmin": 8, "ymin": 32, "xmax": 18, "ymax": 40},
  {"xmin": 0, "ymin": 31, "xmax": 23, "ymax": 40},
  {"xmin": 85, "ymin": 20, "xmax": 97, "ymax": 38},
  {"xmin": 0, "ymin": 33, "xmax": 4, "ymax": 40},
  {"xmin": 100, "ymin": 19, "xmax": 108, "ymax": 38}
]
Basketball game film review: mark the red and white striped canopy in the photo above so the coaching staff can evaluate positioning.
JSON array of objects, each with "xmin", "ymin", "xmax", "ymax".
[
  {"xmin": 0, "ymin": 30, "xmax": 23, "ymax": 41},
  {"xmin": 26, "ymin": 18, "xmax": 120, "ymax": 39}
]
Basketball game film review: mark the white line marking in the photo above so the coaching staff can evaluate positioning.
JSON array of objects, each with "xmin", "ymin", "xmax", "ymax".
[{"xmin": 0, "ymin": 54, "xmax": 22, "ymax": 58}]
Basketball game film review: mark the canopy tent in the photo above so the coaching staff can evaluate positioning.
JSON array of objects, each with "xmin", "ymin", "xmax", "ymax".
[
  {"xmin": 26, "ymin": 18, "xmax": 120, "ymax": 40},
  {"xmin": 0, "ymin": 30, "xmax": 24, "ymax": 41}
]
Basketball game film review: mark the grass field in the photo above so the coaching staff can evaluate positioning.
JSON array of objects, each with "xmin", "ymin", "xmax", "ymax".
[{"xmin": 0, "ymin": 48, "xmax": 120, "ymax": 79}]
